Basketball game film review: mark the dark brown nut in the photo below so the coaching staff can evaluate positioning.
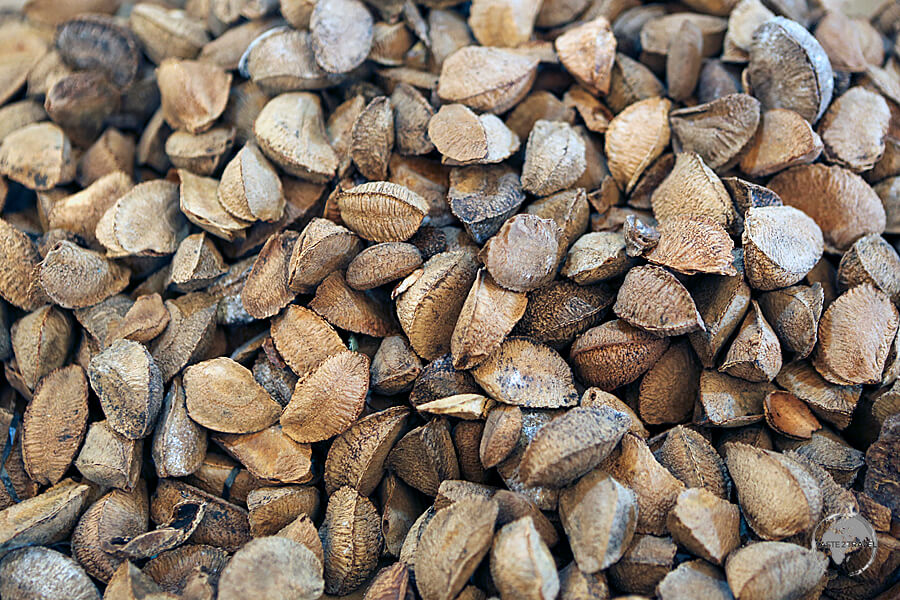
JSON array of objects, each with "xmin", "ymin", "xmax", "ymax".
[
  {"xmin": 666, "ymin": 488, "xmax": 739, "ymax": 565},
  {"xmin": 320, "ymin": 486, "xmax": 383, "ymax": 595},
  {"xmin": 89, "ymin": 338, "xmax": 163, "ymax": 440},
  {"xmin": 613, "ymin": 265, "xmax": 704, "ymax": 336},
  {"xmin": 519, "ymin": 406, "xmax": 629, "ymax": 488},
  {"xmin": 346, "ymin": 242, "xmax": 422, "ymax": 290},
  {"xmin": 151, "ymin": 479, "xmax": 250, "ymax": 552},
  {"xmin": 757, "ymin": 284, "xmax": 823, "ymax": 359},
  {"xmin": 281, "ymin": 351, "xmax": 370, "ymax": 443},
  {"xmin": 350, "ymin": 96, "xmax": 395, "ymax": 180},
  {"xmin": 747, "ymin": 17, "xmax": 834, "ymax": 123},
  {"xmin": 416, "ymin": 497, "xmax": 498, "ymax": 600},
  {"xmin": 184, "ymin": 357, "xmax": 282, "ymax": 434},
  {"xmin": 697, "ymin": 369, "xmax": 774, "ymax": 427},
  {"xmin": 571, "ymin": 319, "xmax": 670, "ymax": 391},
  {"xmin": 22, "ymin": 365, "xmax": 89, "ymax": 486},
  {"xmin": 513, "ymin": 279, "xmax": 613, "ymax": 349},
  {"xmin": 217, "ymin": 536, "xmax": 324, "ymax": 600},
  {"xmin": 449, "ymin": 165, "xmax": 525, "ymax": 244},
  {"xmin": 638, "ymin": 341, "xmax": 700, "ymax": 425},
  {"xmin": 55, "ymin": 14, "xmax": 140, "ymax": 89},
  {"xmin": 309, "ymin": 271, "xmax": 399, "ymax": 337},
  {"xmin": 271, "ymin": 304, "xmax": 345, "ymax": 379},
  {"xmin": 11, "ymin": 305, "xmax": 74, "ymax": 390},
  {"xmin": 606, "ymin": 533, "xmax": 676, "ymax": 595},
  {"xmin": 740, "ymin": 108, "xmax": 823, "ymax": 177},
  {"xmin": 0, "ymin": 546, "xmax": 100, "ymax": 600},
  {"xmin": 656, "ymin": 425, "xmax": 730, "ymax": 499},
  {"xmin": 724, "ymin": 443, "xmax": 823, "ymax": 540},
  {"xmin": 605, "ymin": 97, "xmax": 671, "ymax": 193},
  {"xmin": 371, "ymin": 335, "xmax": 422, "ymax": 395},
  {"xmin": 437, "ymin": 46, "xmax": 538, "ymax": 114},
  {"xmin": 724, "ymin": 542, "xmax": 827, "ymax": 600},
  {"xmin": 776, "ymin": 360, "xmax": 860, "ymax": 430},
  {"xmin": 559, "ymin": 469, "xmax": 637, "ymax": 573}
]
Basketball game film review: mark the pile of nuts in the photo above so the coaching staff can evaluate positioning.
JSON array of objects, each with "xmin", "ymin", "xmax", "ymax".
[{"xmin": 0, "ymin": 0, "xmax": 897, "ymax": 599}]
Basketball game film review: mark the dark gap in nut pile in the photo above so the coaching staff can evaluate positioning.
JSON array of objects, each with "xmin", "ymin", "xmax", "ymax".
[{"xmin": 0, "ymin": 0, "xmax": 897, "ymax": 599}]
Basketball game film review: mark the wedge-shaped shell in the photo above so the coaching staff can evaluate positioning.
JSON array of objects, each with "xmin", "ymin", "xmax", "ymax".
[
  {"xmin": 363, "ymin": 562, "xmax": 412, "ymax": 600},
  {"xmin": 521, "ymin": 120, "xmax": 586, "ymax": 197},
  {"xmin": 0, "ymin": 219, "xmax": 46, "ymax": 310},
  {"xmin": 437, "ymin": 46, "xmax": 538, "ymax": 114},
  {"xmin": 0, "ymin": 546, "xmax": 100, "ymax": 600},
  {"xmin": 350, "ymin": 96, "xmax": 394, "ymax": 180},
  {"xmin": 218, "ymin": 536, "xmax": 323, "ymax": 600},
  {"xmin": 254, "ymin": 92, "xmax": 338, "ymax": 182},
  {"xmin": 748, "ymin": 17, "xmax": 833, "ymax": 123},
  {"xmin": 613, "ymin": 265, "xmax": 704, "ymax": 336},
  {"xmin": 128, "ymin": 3, "xmax": 208, "ymax": 64},
  {"xmin": 11, "ymin": 305, "xmax": 73, "ymax": 390},
  {"xmin": 669, "ymin": 94, "xmax": 760, "ymax": 170},
  {"xmin": 55, "ymin": 13, "xmax": 139, "ymax": 87},
  {"xmin": 324, "ymin": 406, "xmax": 409, "ymax": 496},
  {"xmin": 184, "ymin": 357, "xmax": 281, "ymax": 433},
  {"xmin": 740, "ymin": 109, "xmax": 822, "ymax": 178},
  {"xmin": 722, "ymin": 0, "xmax": 773, "ymax": 57},
  {"xmin": 22, "ymin": 365, "xmax": 88, "ymax": 486},
  {"xmin": 178, "ymin": 170, "xmax": 250, "ymax": 242},
  {"xmin": 571, "ymin": 320, "xmax": 669, "ymax": 390},
  {"xmin": 104, "ymin": 560, "xmax": 168, "ymax": 600},
  {"xmin": 166, "ymin": 126, "xmax": 235, "ymax": 175},
  {"xmin": 142, "ymin": 544, "xmax": 228, "ymax": 595},
  {"xmin": 150, "ymin": 292, "xmax": 218, "ymax": 382},
  {"xmin": 390, "ymin": 83, "xmax": 434, "ymax": 156},
  {"xmin": 657, "ymin": 560, "xmax": 732, "ymax": 600},
  {"xmin": 213, "ymin": 425, "xmax": 313, "ymax": 483},
  {"xmin": 218, "ymin": 143, "xmax": 284, "ymax": 223},
  {"xmin": 152, "ymin": 377, "xmax": 207, "ymax": 478},
  {"xmin": 47, "ymin": 171, "xmax": 133, "ymax": 248},
  {"xmin": 640, "ymin": 13, "xmax": 726, "ymax": 57},
  {"xmin": 371, "ymin": 335, "xmax": 422, "ymax": 395},
  {"xmin": 742, "ymin": 205, "xmax": 824, "ymax": 290},
  {"xmin": 309, "ymin": 271, "xmax": 398, "ymax": 336},
  {"xmin": 814, "ymin": 284, "xmax": 899, "ymax": 385},
  {"xmin": 605, "ymin": 97, "xmax": 671, "ymax": 193},
  {"xmin": 156, "ymin": 59, "xmax": 230, "ymax": 134},
  {"xmin": 346, "ymin": 242, "xmax": 422, "ymax": 290},
  {"xmin": 520, "ymin": 406, "xmax": 629, "ymax": 488},
  {"xmin": 818, "ymin": 87, "xmax": 889, "ymax": 172},
  {"xmin": 555, "ymin": 17, "xmax": 615, "ymax": 95},
  {"xmin": 271, "ymin": 305, "xmax": 345, "ymax": 379},
  {"xmin": 724, "ymin": 443, "xmax": 822, "ymax": 539},
  {"xmin": 451, "ymin": 269, "xmax": 527, "ymax": 370},
  {"xmin": 602, "ymin": 434, "xmax": 685, "ymax": 535},
  {"xmin": 103, "ymin": 501, "xmax": 205, "ymax": 561},
  {"xmin": 480, "ymin": 404, "xmax": 522, "ymax": 469},
  {"xmin": 338, "ymin": 181, "xmax": 427, "ymax": 243},
  {"xmin": 239, "ymin": 27, "xmax": 341, "ymax": 94},
  {"xmin": 310, "ymin": 0, "xmax": 373, "ymax": 74},
  {"xmin": 386, "ymin": 418, "xmax": 460, "ymax": 496},
  {"xmin": 242, "ymin": 230, "xmax": 298, "ymax": 319},
  {"xmin": 610, "ymin": 533, "xmax": 676, "ymax": 592},
  {"xmin": 776, "ymin": 360, "xmax": 859, "ymax": 430},
  {"xmin": 273, "ymin": 512, "xmax": 324, "ymax": 559},
  {"xmin": 96, "ymin": 179, "xmax": 186, "ymax": 257},
  {"xmin": 289, "ymin": 218, "xmax": 362, "ymax": 292},
  {"xmin": 724, "ymin": 542, "xmax": 827, "ymax": 600},
  {"xmin": 490, "ymin": 516, "xmax": 559, "ymax": 600},
  {"xmin": 396, "ymin": 249, "xmax": 480, "ymax": 360},
  {"xmin": 651, "ymin": 152, "xmax": 735, "ymax": 230},
  {"xmin": 428, "ymin": 104, "xmax": 519, "ymax": 166},
  {"xmin": 838, "ymin": 234, "xmax": 900, "ymax": 304},
  {"xmin": 0, "ymin": 478, "xmax": 91, "ymax": 559},
  {"xmin": 719, "ymin": 301, "xmax": 782, "ymax": 383},
  {"xmin": 74, "ymin": 420, "xmax": 142, "ymax": 490},
  {"xmin": 449, "ymin": 164, "xmax": 525, "ymax": 244},
  {"xmin": 320, "ymin": 486, "xmax": 383, "ymax": 596},
  {"xmin": 646, "ymin": 216, "xmax": 735, "ymax": 276},
  {"xmin": 666, "ymin": 488, "xmax": 739, "ymax": 566},
  {"xmin": 472, "ymin": 337, "xmax": 578, "ymax": 408},
  {"xmin": 638, "ymin": 341, "xmax": 700, "ymax": 425},
  {"xmin": 481, "ymin": 214, "xmax": 561, "ymax": 293},
  {"xmin": 168, "ymin": 233, "xmax": 227, "ymax": 292},
  {"xmin": 513, "ymin": 279, "xmax": 613, "ymax": 348},
  {"xmin": 89, "ymin": 339, "xmax": 163, "ymax": 439},
  {"xmin": 150, "ymin": 480, "xmax": 249, "ymax": 552},
  {"xmin": 758, "ymin": 284, "xmax": 823, "ymax": 359},
  {"xmin": 247, "ymin": 485, "xmax": 320, "ymax": 538},
  {"xmin": 698, "ymin": 369, "xmax": 773, "ymax": 427},
  {"xmin": 656, "ymin": 426, "xmax": 730, "ymax": 499},
  {"xmin": 772, "ymin": 164, "xmax": 885, "ymax": 254},
  {"xmin": 764, "ymin": 391, "xmax": 820, "ymax": 440},
  {"xmin": 281, "ymin": 351, "xmax": 369, "ymax": 443},
  {"xmin": 78, "ymin": 128, "xmax": 134, "ymax": 186},
  {"xmin": 558, "ymin": 469, "xmax": 636, "ymax": 573},
  {"xmin": 40, "ymin": 241, "xmax": 130, "ymax": 309},
  {"xmin": 415, "ymin": 497, "xmax": 497, "ymax": 600},
  {"xmin": 0, "ymin": 122, "xmax": 75, "ymax": 191},
  {"xmin": 468, "ymin": 0, "xmax": 540, "ymax": 46}
]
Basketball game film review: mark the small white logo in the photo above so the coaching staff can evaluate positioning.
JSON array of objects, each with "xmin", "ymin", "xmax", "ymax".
[{"xmin": 812, "ymin": 512, "xmax": 878, "ymax": 576}]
